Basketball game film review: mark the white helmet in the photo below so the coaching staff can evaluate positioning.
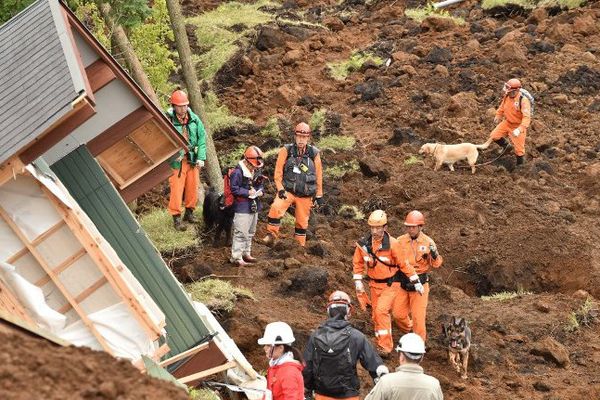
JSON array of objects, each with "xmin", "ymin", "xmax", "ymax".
[
  {"xmin": 257, "ymin": 321, "xmax": 295, "ymax": 345},
  {"xmin": 396, "ymin": 333, "xmax": 426, "ymax": 356}
]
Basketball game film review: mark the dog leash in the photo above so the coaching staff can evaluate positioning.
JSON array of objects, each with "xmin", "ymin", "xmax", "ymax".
[{"xmin": 454, "ymin": 144, "xmax": 509, "ymax": 169}]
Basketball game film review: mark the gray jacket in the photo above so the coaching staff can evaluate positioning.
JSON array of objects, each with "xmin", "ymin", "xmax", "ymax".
[{"xmin": 365, "ymin": 364, "xmax": 443, "ymax": 400}]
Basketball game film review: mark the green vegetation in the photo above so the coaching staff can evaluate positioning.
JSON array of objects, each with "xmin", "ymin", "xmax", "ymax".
[
  {"xmin": 263, "ymin": 147, "xmax": 281, "ymax": 159},
  {"xmin": 481, "ymin": 290, "xmax": 533, "ymax": 301},
  {"xmin": 565, "ymin": 297, "xmax": 598, "ymax": 332},
  {"xmin": 139, "ymin": 208, "xmax": 199, "ymax": 252},
  {"xmin": 187, "ymin": 279, "xmax": 255, "ymax": 313},
  {"xmin": 317, "ymin": 135, "xmax": 356, "ymax": 151},
  {"xmin": 405, "ymin": 3, "xmax": 466, "ymax": 24},
  {"xmin": 1, "ymin": 0, "xmax": 35, "ymax": 24},
  {"xmin": 188, "ymin": 1, "xmax": 276, "ymax": 80},
  {"xmin": 327, "ymin": 52, "xmax": 384, "ymax": 81},
  {"xmin": 189, "ymin": 388, "xmax": 220, "ymax": 400},
  {"xmin": 324, "ymin": 161, "xmax": 359, "ymax": 178},
  {"xmin": 282, "ymin": 213, "xmax": 296, "ymax": 227},
  {"xmin": 404, "ymin": 155, "xmax": 424, "ymax": 166},
  {"xmin": 260, "ymin": 117, "xmax": 281, "ymax": 138},
  {"xmin": 481, "ymin": 0, "xmax": 535, "ymax": 9},
  {"xmin": 310, "ymin": 109, "xmax": 327, "ymax": 132},
  {"xmin": 220, "ymin": 143, "xmax": 247, "ymax": 167},
  {"xmin": 338, "ymin": 205, "xmax": 365, "ymax": 220},
  {"xmin": 204, "ymin": 91, "xmax": 253, "ymax": 133},
  {"xmin": 537, "ymin": 0, "xmax": 586, "ymax": 8}
]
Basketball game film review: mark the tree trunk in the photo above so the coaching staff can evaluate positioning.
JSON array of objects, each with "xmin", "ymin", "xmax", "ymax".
[
  {"xmin": 99, "ymin": 3, "xmax": 160, "ymax": 106},
  {"xmin": 164, "ymin": 0, "xmax": 223, "ymax": 192}
]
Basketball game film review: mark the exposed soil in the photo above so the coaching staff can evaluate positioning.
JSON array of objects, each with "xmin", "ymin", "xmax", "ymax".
[
  {"xmin": 167, "ymin": 0, "xmax": 600, "ymax": 398},
  {"xmin": 0, "ymin": 327, "xmax": 188, "ymax": 400}
]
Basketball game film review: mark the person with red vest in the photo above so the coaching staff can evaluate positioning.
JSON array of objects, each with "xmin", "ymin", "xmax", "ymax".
[
  {"xmin": 489, "ymin": 78, "xmax": 532, "ymax": 166},
  {"xmin": 392, "ymin": 210, "xmax": 443, "ymax": 342},
  {"xmin": 262, "ymin": 122, "xmax": 324, "ymax": 247},
  {"xmin": 352, "ymin": 210, "xmax": 416, "ymax": 356},
  {"xmin": 258, "ymin": 321, "xmax": 304, "ymax": 400}
]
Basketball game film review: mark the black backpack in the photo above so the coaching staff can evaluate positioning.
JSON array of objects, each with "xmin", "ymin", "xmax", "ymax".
[{"xmin": 311, "ymin": 325, "xmax": 358, "ymax": 396}]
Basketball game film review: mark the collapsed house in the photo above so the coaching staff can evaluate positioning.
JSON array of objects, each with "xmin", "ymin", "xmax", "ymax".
[{"xmin": 0, "ymin": 0, "xmax": 263, "ymax": 394}]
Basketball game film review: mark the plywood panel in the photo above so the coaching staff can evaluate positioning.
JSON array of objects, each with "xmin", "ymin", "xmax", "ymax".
[
  {"xmin": 97, "ymin": 138, "xmax": 151, "ymax": 182},
  {"xmin": 35, "ymin": 224, "xmax": 82, "ymax": 269},
  {"xmin": 129, "ymin": 120, "xmax": 177, "ymax": 162}
]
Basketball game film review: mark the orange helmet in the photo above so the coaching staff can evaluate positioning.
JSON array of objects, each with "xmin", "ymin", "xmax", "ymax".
[
  {"xmin": 294, "ymin": 122, "xmax": 311, "ymax": 136},
  {"xmin": 170, "ymin": 90, "xmax": 189, "ymax": 106},
  {"xmin": 368, "ymin": 210, "xmax": 388, "ymax": 227},
  {"xmin": 504, "ymin": 78, "xmax": 522, "ymax": 92},
  {"xmin": 404, "ymin": 210, "xmax": 425, "ymax": 226},
  {"xmin": 244, "ymin": 145, "xmax": 264, "ymax": 168}
]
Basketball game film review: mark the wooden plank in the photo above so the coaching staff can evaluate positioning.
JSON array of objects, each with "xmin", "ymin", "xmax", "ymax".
[
  {"xmin": 85, "ymin": 59, "xmax": 116, "ymax": 93},
  {"xmin": 35, "ymin": 248, "xmax": 87, "ymax": 287},
  {"xmin": 31, "ymin": 221, "xmax": 66, "ymax": 246},
  {"xmin": 177, "ymin": 361, "xmax": 237, "ymax": 385},
  {"xmin": 0, "ymin": 204, "xmax": 113, "ymax": 354},
  {"xmin": 96, "ymin": 154, "xmax": 126, "ymax": 186},
  {"xmin": 0, "ymin": 156, "xmax": 25, "ymax": 187},
  {"xmin": 19, "ymin": 98, "xmax": 96, "ymax": 165},
  {"xmin": 0, "ymin": 309, "xmax": 69, "ymax": 346},
  {"xmin": 38, "ymin": 185, "xmax": 163, "ymax": 339},
  {"xmin": 126, "ymin": 136, "xmax": 155, "ymax": 165},
  {"xmin": 119, "ymin": 148, "xmax": 179, "ymax": 190},
  {"xmin": 96, "ymin": 139, "xmax": 151, "ymax": 185},
  {"xmin": 129, "ymin": 121, "xmax": 178, "ymax": 162},
  {"xmin": 118, "ymin": 160, "xmax": 171, "ymax": 203},
  {"xmin": 58, "ymin": 276, "xmax": 108, "ymax": 314},
  {"xmin": 0, "ymin": 283, "xmax": 34, "ymax": 324},
  {"xmin": 87, "ymin": 107, "xmax": 152, "ymax": 156},
  {"xmin": 6, "ymin": 247, "xmax": 29, "ymax": 264},
  {"xmin": 159, "ymin": 342, "xmax": 209, "ymax": 368}
]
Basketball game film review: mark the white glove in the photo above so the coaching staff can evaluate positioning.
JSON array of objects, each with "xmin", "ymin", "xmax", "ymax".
[
  {"xmin": 197, "ymin": 160, "xmax": 205, "ymax": 167},
  {"xmin": 493, "ymin": 116, "xmax": 501, "ymax": 124},
  {"xmin": 512, "ymin": 128, "xmax": 521, "ymax": 137},
  {"xmin": 409, "ymin": 274, "xmax": 425, "ymax": 295},
  {"xmin": 376, "ymin": 365, "xmax": 389, "ymax": 377},
  {"xmin": 354, "ymin": 279, "xmax": 365, "ymax": 293}
]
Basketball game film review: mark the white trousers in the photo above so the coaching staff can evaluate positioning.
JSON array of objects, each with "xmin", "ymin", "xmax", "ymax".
[{"xmin": 231, "ymin": 212, "xmax": 258, "ymax": 261}]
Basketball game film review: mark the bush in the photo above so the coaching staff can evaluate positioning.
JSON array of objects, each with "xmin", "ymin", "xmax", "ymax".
[
  {"xmin": 220, "ymin": 143, "xmax": 247, "ymax": 167},
  {"xmin": 139, "ymin": 208, "xmax": 199, "ymax": 253},
  {"xmin": 187, "ymin": 279, "xmax": 255, "ymax": 313},
  {"xmin": 309, "ymin": 109, "xmax": 327, "ymax": 132},
  {"xmin": 405, "ymin": 3, "xmax": 466, "ymax": 24},
  {"xmin": 260, "ymin": 117, "xmax": 281, "ymax": 138},
  {"xmin": 317, "ymin": 135, "xmax": 356, "ymax": 151},
  {"xmin": 404, "ymin": 155, "xmax": 424, "ymax": 166},
  {"xmin": 565, "ymin": 297, "xmax": 599, "ymax": 332},
  {"xmin": 327, "ymin": 52, "xmax": 383, "ymax": 81},
  {"xmin": 324, "ymin": 161, "xmax": 359, "ymax": 178}
]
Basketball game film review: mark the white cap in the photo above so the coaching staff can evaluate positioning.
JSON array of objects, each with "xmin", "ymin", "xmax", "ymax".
[
  {"xmin": 258, "ymin": 321, "xmax": 295, "ymax": 345},
  {"xmin": 396, "ymin": 333, "xmax": 426, "ymax": 357}
]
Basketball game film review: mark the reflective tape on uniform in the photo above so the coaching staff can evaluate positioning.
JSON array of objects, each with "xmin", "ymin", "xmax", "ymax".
[
  {"xmin": 353, "ymin": 274, "xmax": 363, "ymax": 280},
  {"xmin": 379, "ymin": 256, "xmax": 390, "ymax": 262},
  {"xmin": 375, "ymin": 329, "xmax": 390, "ymax": 336},
  {"xmin": 363, "ymin": 256, "xmax": 371, "ymax": 262}
]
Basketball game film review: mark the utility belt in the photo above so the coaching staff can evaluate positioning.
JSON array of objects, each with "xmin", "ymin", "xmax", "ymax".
[{"xmin": 368, "ymin": 273, "xmax": 429, "ymax": 290}]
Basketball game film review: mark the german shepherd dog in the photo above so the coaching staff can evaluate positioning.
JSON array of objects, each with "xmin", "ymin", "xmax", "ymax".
[{"xmin": 442, "ymin": 317, "xmax": 471, "ymax": 379}]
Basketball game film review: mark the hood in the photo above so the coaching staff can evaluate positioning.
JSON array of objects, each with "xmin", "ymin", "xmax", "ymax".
[{"xmin": 324, "ymin": 317, "xmax": 351, "ymax": 329}]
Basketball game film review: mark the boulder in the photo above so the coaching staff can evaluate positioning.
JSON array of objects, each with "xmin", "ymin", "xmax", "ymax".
[
  {"xmin": 572, "ymin": 15, "xmax": 598, "ymax": 36},
  {"xmin": 283, "ymin": 49, "xmax": 303, "ymax": 65},
  {"xmin": 434, "ymin": 64, "xmax": 449, "ymax": 77},
  {"xmin": 354, "ymin": 80, "xmax": 383, "ymax": 101},
  {"xmin": 323, "ymin": 16, "xmax": 345, "ymax": 32},
  {"xmin": 424, "ymin": 46, "xmax": 453, "ymax": 64},
  {"xmin": 561, "ymin": 44, "xmax": 580, "ymax": 54},
  {"xmin": 421, "ymin": 16, "xmax": 457, "ymax": 32},
  {"xmin": 359, "ymin": 156, "xmax": 390, "ymax": 181},
  {"xmin": 498, "ymin": 29, "xmax": 524, "ymax": 45},
  {"xmin": 496, "ymin": 42, "xmax": 527, "ymax": 64},
  {"xmin": 530, "ymin": 337, "xmax": 570, "ymax": 367},
  {"xmin": 447, "ymin": 92, "xmax": 478, "ymax": 116},
  {"xmin": 287, "ymin": 267, "xmax": 328, "ymax": 295},
  {"xmin": 545, "ymin": 23, "xmax": 573, "ymax": 42},
  {"xmin": 274, "ymin": 84, "xmax": 297, "ymax": 107},
  {"xmin": 256, "ymin": 26, "xmax": 288, "ymax": 50},
  {"xmin": 388, "ymin": 127, "xmax": 420, "ymax": 145},
  {"xmin": 391, "ymin": 51, "xmax": 419, "ymax": 64}
]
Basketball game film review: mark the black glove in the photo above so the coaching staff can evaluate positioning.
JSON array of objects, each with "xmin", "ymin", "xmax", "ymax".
[
  {"xmin": 314, "ymin": 197, "xmax": 324, "ymax": 207},
  {"xmin": 429, "ymin": 244, "xmax": 438, "ymax": 260},
  {"xmin": 278, "ymin": 189, "xmax": 287, "ymax": 199}
]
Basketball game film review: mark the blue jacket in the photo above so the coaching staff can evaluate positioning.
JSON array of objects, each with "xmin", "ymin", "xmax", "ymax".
[{"xmin": 230, "ymin": 161, "xmax": 264, "ymax": 214}]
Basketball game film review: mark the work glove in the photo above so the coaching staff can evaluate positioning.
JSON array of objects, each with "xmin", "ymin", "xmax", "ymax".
[
  {"xmin": 196, "ymin": 160, "xmax": 205, "ymax": 167},
  {"xmin": 493, "ymin": 116, "xmax": 501, "ymax": 124},
  {"xmin": 314, "ymin": 197, "xmax": 324, "ymax": 207},
  {"xmin": 376, "ymin": 365, "xmax": 389, "ymax": 378},
  {"xmin": 277, "ymin": 189, "xmax": 287, "ymax": 199},
  {"xmin": 429, "ymin": 243, "xmax": 438, "ymax": 260},
  {"xmin": 355, "ymin": 279, "xmax": 365, "ymax": 293},
  {"xmin": 512, "ymin": 127, "xmax": 521, "ymax": 137},
  {"xmin": 410, "ymin": 274, "xmax": 425, "ymax": 296},
  {"xmin": 354, "ymin": 280, "xmax": 371, "ymax": 311},
  {"xmin": 304, "ymin": 389, "xmax": 314, "ymax": 400}
]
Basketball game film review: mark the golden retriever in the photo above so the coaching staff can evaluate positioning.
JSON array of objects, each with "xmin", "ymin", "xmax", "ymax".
[{"xmin": 419, "ymin": 139, "xmax": 493, "ymax": 174}]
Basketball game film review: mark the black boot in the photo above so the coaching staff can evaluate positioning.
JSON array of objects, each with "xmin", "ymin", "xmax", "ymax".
[
  {"xmin": 494, "ymin": 137, "xmax": 509, "ymax": 150},
  {"xmin": 183, "ymin": 208, "xmax": 196, "ymax": 223},
  {"xmin": 173, "ymin": 215, "xmax": 187, "ymax": 231},
  {"xmin": 516, "ymin": 155, "xmax": 525, "ymax": 166}
]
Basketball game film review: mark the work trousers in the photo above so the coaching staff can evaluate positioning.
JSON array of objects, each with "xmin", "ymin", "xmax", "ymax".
[
  {"xmin": 266, "ymin": 192, "xmax": 313, "ymax": 246},
  {"xmin": 392, "ymin": 282, "xmax": 430, "ymax": 342},
  {"xmin": 370, "ymin": 282, "xmax": 410, "ymax": 353},
  {"xmin": 231, "ymin": 212, "xmax": 258, "ymax": 261},
  {"xmin": 168, "ymin": 160, "xmax": 199, "ymax": 215},
  {"xmin": 315, "ymin": 395, "xmax": 359, "ymax": 400},
  {"xmin": 490, "ymin": 120, "xmax": 527, "ymax": 156}
]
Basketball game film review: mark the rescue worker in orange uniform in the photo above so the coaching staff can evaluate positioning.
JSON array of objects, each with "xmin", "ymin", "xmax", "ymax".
[
  {"xmin": 166, "ymin": 90, "xmax": 206, "ymax": 231},
  {"xmin": 392, "ymin": 210, "xmax": 443, "ymax": 342},
  {"xmin": 352, "ymin": 210, "xmax": 418, "ymax": 355},
  {"xmin": 489, "ymin": 78, "xmax": 532, "ymax": 166},
  {"xmin": 262, "ymin": 122, "xmax": 324, "ymax": 247}
]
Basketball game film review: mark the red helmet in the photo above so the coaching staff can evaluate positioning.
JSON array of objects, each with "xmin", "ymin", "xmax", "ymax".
[
  {"xmin": 504, "ymin": 78, "xmax": 522, "ymax": 92},
  {"xmin": 170, "ymin": 90, "xmax": 189, "ymax": 106},
  {"xmin": 294, "ymin": 122, "xmax": 311, "ymax": 137},
  {"xmin": 244, "ymin": 145, "xmax": 264, "ymax": 168},
  {"xmin": 404, "ymin": 210, "xmax": 425, "ymax": 226}
]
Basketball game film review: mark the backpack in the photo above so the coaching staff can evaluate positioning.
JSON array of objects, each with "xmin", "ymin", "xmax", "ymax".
[
  {"xmin": 219, "ymin": 167, "xmax": 236, "ymax": 210},
  {"xmin": 311, "ymin": 325, "xmax": 357, "ymax": 396},
  {"xmin": 519, "ymin": 88, "xmax": 535, "ymax": 116}
]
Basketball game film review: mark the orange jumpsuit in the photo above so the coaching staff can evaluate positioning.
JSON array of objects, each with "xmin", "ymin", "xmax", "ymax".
[
  {"xmin": 352, "ymin": 232, "xmax": 414, "ymax": 353},
  {"xmin": 168, "ymin": 159, "xmax": 199, "ymax": 216},
  {"xmin": 489, "ymin": 92, "xmax": 531, "ymax": 156},
  {"xmin": 392, "ymin": 232, "xmax": 443, "ymax": 342},
  {"xmin": 267, "ymin": 145, "xmax": 323, "ymax": 246}
]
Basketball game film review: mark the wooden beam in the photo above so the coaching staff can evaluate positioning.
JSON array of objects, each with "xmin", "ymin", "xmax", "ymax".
[
  {"xmin": 58, "ymin": 276, "xmax": 108, "ymax": 314},
  {"xmin": 35, "ymin": 248, "xmax": 87, "ymax": 287},
  {"xmin": 39, "ymin": 185, "xmax": 163, "ymax": 339},
  {"xmin": 159, "ymin": 343, "xmax": 209, "ymax": 368},
  {"xmin": 177, "ymin": 361, "xmax": 237, "ymax": 384},
  {"xmin": 31, "ymin": 221, "xmax": 66, "ymax": 246},
  {"xmin": 0, "ymin": 204, "xmax": 113, "ymax": 354},
  {"xmin": 119, "ymin": 160, "xmax": 171, "ymax": 203},
  {"xmin": 87, "ymin": 107, "xmax": 153, "ymax": 156},
  {"xmin": 95, "ymin": 155, "xmax": 126, "ymax": 187},
  {"xmin": 0, "ymin": 156, "xmax": 25, "ymax": 187},
  {"xmin": 119, "ymin": 148, "xmax": 179, "ymax": 190},
  {"xmin": 0, "ymin": 283, "xmax": 35, "ymax": 324},
  {"xmin": 85, "ymin": 59, "xmax": 116, "ymax": 93},
  {"xmin": 6, "ymin": 247, "xmax": 29, "ymax": 264},
  {"xmin": 19, "ymin": 97, "xmax": 96, "ymax": 165}
]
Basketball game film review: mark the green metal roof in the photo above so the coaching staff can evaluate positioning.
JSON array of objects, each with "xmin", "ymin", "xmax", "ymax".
[{"xmin": 49, "ymin": 146, "xmax": 209, "ymax": 357}]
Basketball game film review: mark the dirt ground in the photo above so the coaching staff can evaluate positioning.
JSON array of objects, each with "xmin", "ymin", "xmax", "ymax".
[{"xmin": 166, "ymin": 0, "xmax": 600, "ymax": 398}]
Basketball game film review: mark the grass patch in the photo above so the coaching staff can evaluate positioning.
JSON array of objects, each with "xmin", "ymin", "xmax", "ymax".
[
  {"xmin": 310, "ymin": 108, "xmax": 327, "ymax": 132},
  {"xmin": 188, "ymin": 1, "xmax": 276, "ymax": 80},
  {"xmin": 317, "ymin": 135, "xmax": 356, "ymax": 151},
  {"xmin": 404, "ymin": 155, "xmax": 424, "ymax": 166},
  {"xmin": 281, "ymin": 213, "xmax": 296, "ymax": 227},
  {"xmin": 187, "ymin": 279, "xmax": 255, "ymax": 313},
  {"xmin": 324, "ymin": 161, "xmax": 359, "ymax": 178},
  {"xmin": 537, "ymin": 0, "xmax": 586, "ymax": 8},
  {"xmin": 338, "ymin": 205, "xmax": 365, "ymax": 220},
  {"xmin": 189, "ymin": 388, "xmax": 220, "ymax": 400},
  {"xmin": 327, "ymin": 52, "xmax": 384, "ymax": 81},
  {"xmin": 481, "ymin": 290, "xmax": 533, "ymax": 301},
  {"xmin": 139, "ymin": 208, "xmax": 199, "ymax": 253},
  {"xmin": 405, "ymin": 3, "xmax": 466, "ymax": 24},
  {"xmin": 204, "ymin": 91, "xmax": 252, "ymax": 133},
  {"xmin": 481, "ymin": 0, "xmax": 535, "ymax": 9},
  {"xmin": 565, "ymin": 297, "xmax": 599, "ymax": 332},
  {"xmin": 263, "ymin": 147, "xmax": 280, "ymax": 159},
  {"xmin": 220, "ymin": 143, "xmax": 247, "ymax": 167},
  {"xmin": 260, "ymin": 117, "xmax": 281, "ymax": 138}
]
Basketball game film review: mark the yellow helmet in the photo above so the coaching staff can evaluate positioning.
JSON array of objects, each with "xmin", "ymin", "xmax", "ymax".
[{"xmin": 368, "ymin": 210, "xmax": 387, "ymax": 227}]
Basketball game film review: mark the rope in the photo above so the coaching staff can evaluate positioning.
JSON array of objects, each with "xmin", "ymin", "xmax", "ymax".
[{"xmin": 455, "ymin": 144, "xmax": 509, "ymax": 169}]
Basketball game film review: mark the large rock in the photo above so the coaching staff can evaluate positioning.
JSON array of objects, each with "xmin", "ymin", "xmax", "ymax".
[
  {"xmin": 545, "ymin": 23, "xmax": 573, "ymax": 42},
  {"xmin": 496, "ymin": 42, "xmax": 527, "ymax": 64},
  {"xmin": 323, "ymin": 16, "xmax": 345, "ymax": 32},
  {"xmin": 359, "ymin": 156, "xmax": 390, "ymax": 181},
  {"xmin": 283, "ymin": 49, "xmax": 303, "ymax": 65},
  {"xmin": 274, "ymin": 84, "xmax": 297, "ymax": 107},
  {"xmin": 256, "ymin": 26, "xmax": 288, "ymax": 50},
  {"xmin": 424, "ymin": 46, "xmax": 453, "ymax": 64},
  {"xmin": 354, "ymin": 80, "xmax": 383, "ymax": 101},
  {"xmin": 391, "ymin": 51, "xmax": 419, "ymax": 64},
  {"xmin": 447, "ymin": 92, "xmax": 478, "ymax": 116},
  {"xmin": 530, "ymin": 337, "xmax": 570, "ymax": 367},
  {"xmin": 421, "ymin": 16, "xmax": 457, "ymax": 32},
  {"xmin": 498, "ymin": 29, "xmax": 524, "ymax": 45},
  {"xmin": 287, "ymin": 267, "xmax": 328, "ymax": 295},
  {"xmin": 572, "ymin": 15, "xmax": 598, "ymax": 36},
  {"xmin": 388, "ymin": 127, "xmax": 420, "ymax": 145}
]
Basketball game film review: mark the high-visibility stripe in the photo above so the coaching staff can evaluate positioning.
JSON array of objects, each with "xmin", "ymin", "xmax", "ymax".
[
  {"xmin": 353, "ymin": 274, "xmax": 363, "ymax": 280},
  {"xmin": 375, "ymin": 329, "xmax": 390, "ymax": 336}
]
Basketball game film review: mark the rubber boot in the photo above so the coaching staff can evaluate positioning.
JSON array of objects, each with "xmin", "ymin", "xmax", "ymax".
[
  {"xmin": 516, "ymin": 155, "xmax": 525, "ymax": 166},
  {"xmin": 494, "ymin": 137, "xmax": 509, "ymax": 153},
  {"xmin": 173, "ymin": 215, "xmax": 187, "ymax": 231},
  {"xmin": 262, "ymin": 233, "xmax": 275, "ymax": 246},
  {"xmin": 183, "ymin": 207, "xmax": 196, "ymax": 223}
]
